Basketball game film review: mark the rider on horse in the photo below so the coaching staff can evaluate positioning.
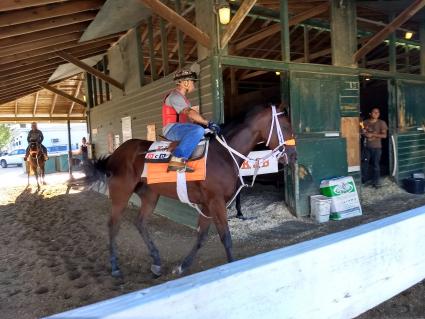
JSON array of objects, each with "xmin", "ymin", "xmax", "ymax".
[
  {"xmin": 24, "ymin": 122, "xmax": 48, "ymax": 161},
  {"xmin": 163, "ymin": 69, "xmax": 221, "ymax": 172}
]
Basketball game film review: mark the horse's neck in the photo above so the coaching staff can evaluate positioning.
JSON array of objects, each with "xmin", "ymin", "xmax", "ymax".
[{"xmin": 224, "ymin": 126, "xmax": 261, "ymax": 166}]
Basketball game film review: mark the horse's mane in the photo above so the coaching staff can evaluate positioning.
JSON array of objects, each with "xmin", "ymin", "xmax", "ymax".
[{"xmin": 220, "ymin": 103, "xmax": 286, "ymax": 138}]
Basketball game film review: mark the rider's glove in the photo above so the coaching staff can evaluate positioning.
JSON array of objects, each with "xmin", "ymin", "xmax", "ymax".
[{"xmin": 207, "ymin": 121, "xmax": 221, "ymax": 135}]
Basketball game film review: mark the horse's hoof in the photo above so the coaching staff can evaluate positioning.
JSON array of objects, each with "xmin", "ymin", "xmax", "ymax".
[
  {"xmin": 236, "ymin": 215, "xmax": 247, "ymax": 220},
  {"xmin": 111, "ymin": 269, "xmax": 123, "ymax": 278},
  {"xmin": 172, "ymin": 265, "xmax": 184, "ymax": 275},
  {"xmin": 150, "ymin": 264, "xmax": 162, "ymax": 277}
]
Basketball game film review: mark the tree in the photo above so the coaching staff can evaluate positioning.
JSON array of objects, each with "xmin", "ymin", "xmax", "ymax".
[{"xmin": 0, "ymin": 124, "xmax": 11, "ymax": 150}]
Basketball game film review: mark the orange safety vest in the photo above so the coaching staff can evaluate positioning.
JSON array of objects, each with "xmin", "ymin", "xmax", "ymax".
[{"xmin": 162, "ymin": 90, "xmax": 189, "ymax": 127}]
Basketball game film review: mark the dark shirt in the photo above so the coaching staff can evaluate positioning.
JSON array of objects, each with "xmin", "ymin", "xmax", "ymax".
[
  {"xmin": 364, "ymin": 119, "xmax": 388, "ymax": 149},
  {"xmin": 81, "ymin": 144, "xmax": 88, "ymax": 160},
  {"xmin": 27, "ymin": 129, "xmax": 44, "ymax": 143}
]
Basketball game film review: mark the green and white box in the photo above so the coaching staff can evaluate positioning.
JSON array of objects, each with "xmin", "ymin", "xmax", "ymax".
[{"xmin": 320, "ymin": 176, "xmax": 362, "ymax": 220}]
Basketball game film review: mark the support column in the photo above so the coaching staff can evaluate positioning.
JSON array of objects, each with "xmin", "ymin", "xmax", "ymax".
[
  {"xmin": 330, "ymin": 0, "xmax": 357, "ymax": 67},
  {"xmin": 389, "ymin": 14, "xmax": 397, "ymax": 73},
  {"xmin": 195, "ymin": 0, "xmax": 216, "ymax": 59},
  {"xmin": 420, "ymin": 21, "xmax": 425, "ymax": 75},
  {"xmin": 67, "ymin": 119, "xmax": 73, "ymax": 180},
  {"xmin": 280, "ymin": 0, "xmax": 290, "ymax": 62}
]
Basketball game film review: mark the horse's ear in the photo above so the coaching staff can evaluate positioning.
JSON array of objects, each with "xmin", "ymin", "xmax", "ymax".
[{"xmin": 278, "ymin": 102, "xmax": 289, "ymax": 117}]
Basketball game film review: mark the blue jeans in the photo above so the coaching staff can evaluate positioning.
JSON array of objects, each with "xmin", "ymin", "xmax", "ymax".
[
  {"xmin": 165, "ymin": 123, "xmax": 204, "ymax": 160},
  {"xmin": 363, "ymin": 147, "xmax": 382, "ymax": 185}
]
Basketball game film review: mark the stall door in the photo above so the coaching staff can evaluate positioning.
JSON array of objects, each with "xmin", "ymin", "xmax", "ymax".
[
  {"xmin": 394, "ymin": 80, "xmax": 425, "ymax": 182},
  {"xmin": 287, "ymin": 71, "xmax": 357, "ymax": 217}
]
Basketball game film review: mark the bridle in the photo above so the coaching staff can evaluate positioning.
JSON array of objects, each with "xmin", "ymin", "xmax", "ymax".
[{"xmin": 215, "ymin": 105, "xmax": 296, "ymax": 207}]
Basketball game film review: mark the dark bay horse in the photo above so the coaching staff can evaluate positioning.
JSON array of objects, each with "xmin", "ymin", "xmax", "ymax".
[
  {"xmin": 27, "ymin": 142, "xmax": 46, "ymax": 189},
  {"xmin": 87, "ymin": 105, "xmax": 297, "ymax": 277}
]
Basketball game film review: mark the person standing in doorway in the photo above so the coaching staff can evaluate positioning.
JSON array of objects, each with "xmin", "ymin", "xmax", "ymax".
[{"xmin": 361, "ymin": 107, "xmax": 388, "ymax": 188}]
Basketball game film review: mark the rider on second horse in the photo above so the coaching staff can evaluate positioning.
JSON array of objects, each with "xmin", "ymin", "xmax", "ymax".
[
  {"xmin": 24, "ymin": 122, "xmax": 48, "ymax": 161},
  {"xmin": 163, "ymin": 69, "xmax": 220, "ymax": 172}
]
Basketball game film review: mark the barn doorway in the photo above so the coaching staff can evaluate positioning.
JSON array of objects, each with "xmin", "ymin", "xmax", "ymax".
[
  {"xmin": 360, "ymin": 78, "xmax": 390, "ymax": 183},
  {"xmin": 221, "ymin": 67, "xmax": 294, "ymax": 216}
]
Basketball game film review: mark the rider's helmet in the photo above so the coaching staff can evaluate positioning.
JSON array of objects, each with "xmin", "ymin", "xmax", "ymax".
[{"xmin": 173, "ymin": 69, "xmax": 198, "ymax": 82}]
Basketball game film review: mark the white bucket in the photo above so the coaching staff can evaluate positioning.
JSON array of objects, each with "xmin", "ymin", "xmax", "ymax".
[{"xmin": 310, "ymin": 195, "xmax": 331, "ymax": 223}]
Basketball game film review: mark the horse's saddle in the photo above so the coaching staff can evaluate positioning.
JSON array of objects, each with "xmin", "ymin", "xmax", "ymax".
[{"xmin": 145, "ymin": 139, "xmax": 208, "ymax": 163}]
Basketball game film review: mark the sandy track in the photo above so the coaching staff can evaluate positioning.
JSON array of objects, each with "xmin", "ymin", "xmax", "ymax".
[{"xmin": 0, "ymin": 180, "xmax": 424, "ymax": 318}]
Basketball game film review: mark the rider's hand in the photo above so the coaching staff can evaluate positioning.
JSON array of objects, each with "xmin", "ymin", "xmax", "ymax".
[{"xmin": 207, "ymin": 121, "xmax": 221, "ymax": 135}]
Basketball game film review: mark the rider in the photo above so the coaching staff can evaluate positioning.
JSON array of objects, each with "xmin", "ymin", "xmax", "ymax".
[
  {"xmin": 163, "ymin": 69, "xmax": 221, "ymax": 172},
  {"xmin": 24, "ymin": 122, "xmax": 48, "ymax": 161}
]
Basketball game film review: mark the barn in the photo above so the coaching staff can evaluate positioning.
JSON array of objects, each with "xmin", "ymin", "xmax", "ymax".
[{"xmin": 1, "ymin": 0, "xmax": 425, "ymax": 318}]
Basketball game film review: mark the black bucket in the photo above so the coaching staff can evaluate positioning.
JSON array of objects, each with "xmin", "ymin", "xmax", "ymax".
[{"xmin": 403, "ymin": 178, "xmax": 425, "ymax": 194}]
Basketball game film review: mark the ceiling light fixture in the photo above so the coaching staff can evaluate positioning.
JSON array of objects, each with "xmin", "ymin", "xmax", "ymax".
[
  {"xmin": 405, "ymin": 31, "xmax": 413, "ymax": 40},
  {"xmin": 218, "ymin": 1, "xmax": 231, "ymax": 25}
]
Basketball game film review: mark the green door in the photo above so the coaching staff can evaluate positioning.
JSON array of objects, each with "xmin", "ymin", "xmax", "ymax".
[
  {"xmin": 394, "ymin": 80, "xmax": 425, "ymax": 182},
  {"xmin": 288, "ymin": 71, "xmax": 358, "ymax": 217}
]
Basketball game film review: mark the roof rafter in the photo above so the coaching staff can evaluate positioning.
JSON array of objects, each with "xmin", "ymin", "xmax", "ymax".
[{"xmin": 40, "ymin": 83, "xmax": 87, "ymax": 107}]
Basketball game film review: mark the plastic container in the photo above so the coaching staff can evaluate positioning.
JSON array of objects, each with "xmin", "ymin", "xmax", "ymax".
[
  {"xmin": 403, "ymin": 178, "xmax": 425, "ymax": 194},
  {"xmin": 310, "ymin": 195, "xmax": 331, "ymax": 223}
]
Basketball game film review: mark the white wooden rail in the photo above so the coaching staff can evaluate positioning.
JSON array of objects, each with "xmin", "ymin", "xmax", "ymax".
[{"xmin": 46, "ymin": 206, "xmax": 425, "ymax": 319}]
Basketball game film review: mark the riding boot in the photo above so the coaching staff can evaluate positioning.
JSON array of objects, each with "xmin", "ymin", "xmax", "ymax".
[{"xmin": 167, "ymin": 156, "xmax": 194, "ymax": 173}]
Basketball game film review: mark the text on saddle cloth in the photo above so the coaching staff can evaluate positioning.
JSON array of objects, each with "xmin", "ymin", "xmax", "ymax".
[{"xmin": 145, "ymin": 139, "xmax": 208, "ymax": 163}]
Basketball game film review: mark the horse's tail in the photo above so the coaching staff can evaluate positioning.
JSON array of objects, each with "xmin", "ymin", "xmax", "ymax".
[{"xmin": 69, "ymin": 155, "xmax": 110, "ymax": 188}]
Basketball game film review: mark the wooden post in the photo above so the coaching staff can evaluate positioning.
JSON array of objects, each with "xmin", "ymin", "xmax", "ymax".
[
  {"xmin": 280, "ymin": 0, "xmax": 290, "ymax": 62},
  {"xmin": 304, "ymin": 26, "xmax": 310, "ymax": 63},
  {"xmin": 159, "ymin": 18, "xmax": 169, "ymax": 75},
  {"xmin": 330, "ymin": 0, "xmax": 357, "ymax": 67},
  {"xmin": 420, "ymin": 21, "xmax": 425, "ymax": 75},
  {"xmin": 85, "ymin": 72, "xmax": 94, "ymax": 108},
  {"xmin": 389, "ymin": 14, "xmax": 397, "ymax": 73},
  {"xmin": 147, "ymin": 16, "xmax": 158, "ymax": 81},
  {"xmin": 67, "ymin": 119, "xmax": 73, "ymax": 180},
  {"xmin": 102, "ymin": 56, "xmax": 111, "ymax": 100},
  {"xmin": 175, "ymin": 0, "xmax": 185, "ymax": 68},
  {"xmin": 195, "ymin": 0, "xmax": 215, "ymax": 59},
  {"xmin": 135, "ymin": 25, "xmax": 146, "ymax": 85}
]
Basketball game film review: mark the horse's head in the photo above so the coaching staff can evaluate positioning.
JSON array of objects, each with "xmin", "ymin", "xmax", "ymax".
[
  {"xmin": 29, "ymin": 142, "xmax": 41, "ymax": 158},
  {"xmin": 257, "ymin": 105, "xmax": 297, "ymax": 165}
]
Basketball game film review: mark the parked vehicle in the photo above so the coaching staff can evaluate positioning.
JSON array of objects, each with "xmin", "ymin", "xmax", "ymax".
[{"xmin": 0, "ymin": 149, "xmax": 25, "ymax": 168}]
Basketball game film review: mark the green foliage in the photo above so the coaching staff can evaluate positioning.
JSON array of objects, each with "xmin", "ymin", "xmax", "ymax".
[{"xmin": 0, "ymin": 124, "xmax": 11, "ymax": 150}]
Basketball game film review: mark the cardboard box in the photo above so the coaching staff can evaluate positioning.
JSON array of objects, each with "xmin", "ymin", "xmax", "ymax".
[{"xmin": 320, "ymin": 176, "xmax": 362, "ymax": 220}]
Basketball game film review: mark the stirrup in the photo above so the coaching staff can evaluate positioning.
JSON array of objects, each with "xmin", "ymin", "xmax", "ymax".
[{"xmin": 167, "ymin": 157, "xmax": 194, "ymax": 173}]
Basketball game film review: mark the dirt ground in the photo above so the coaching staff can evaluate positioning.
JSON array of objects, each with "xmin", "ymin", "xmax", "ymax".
[{"xmin": 0, "ymin": 178, "xmax": 424, "ymax": 319}]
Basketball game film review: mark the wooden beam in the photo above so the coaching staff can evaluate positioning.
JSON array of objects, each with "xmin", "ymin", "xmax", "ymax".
[
  {"xmin": 0, "ymin": 32, "xmax": 82, "ymax": 58},
  {"xmin": 139, "ymin": 0, "xmax": 211, "ymax": 48},
  {"xmin": 40, "ymin": 84, "xmax": 87, "ymax": 106},
  {"xmin": 0, "ymin": 12, "xmax": 96, "ymax": 40},
  {"xmin": 0, "ymin": 69, "xmax": 55, "ymax": 89},
  {"xmin": 69, "ymin": 78, "xmax": 84, "ymax": 115},
  {"xmin": 0, "ymin": 74, "xmax": 51, "ymax": 92},
  {"xmin": 0, "ymin": 116, "xmax": 86, "ymax": 123},
  {"xmin": 0, "ymin": 34, "xmax": 119, "ymax": 66},
  {"xmin": 0, "ymin": 0, "xmax": 103, "ymax": 28},
  {"xmin": 353, "ymin": 0, "xmax": 425, "ymax": 62},
  {"xmin": 56, "ymin": 50, "xmax": 124, "ymax": 91},
  {"xmin": 50, "ymin": 94, "xmax": 58, "ymax": 116},
  {"xmin": 0, "ymin": 23, "xmax": 88, "ymax": 49},
  {"xmin": 234, "ymin": 2, "xmax": 329, "ymax": 51},
  {"xmin": 0, "ymin": 41, "xmax": 112, "ymax": 71},
  {"xmin": 221, "ymin": 0, "xmax": 257, "ymax": 49},
  {"xmin": 0, "ymin": 0, "xmax": 67, "ymax": 12},
  {"xmin": 14, "ymin": 100, "xmax": 17, "ymax": 116},
  {"xmin": 33, "ymin": 92, "xmax": 40, "ymax": 116}
]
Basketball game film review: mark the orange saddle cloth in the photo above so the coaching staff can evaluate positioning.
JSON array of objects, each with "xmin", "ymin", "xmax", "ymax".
[
  {"xmin": 146, "ymin": 158, "xmax": 206, "ymax": 184},
  {"xmin": 144, "ymin": 140, "xmax": 208, "ymax": 184}
]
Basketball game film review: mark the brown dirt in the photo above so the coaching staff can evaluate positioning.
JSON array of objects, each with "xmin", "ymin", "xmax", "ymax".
[{"xmin": 0, "ymin": 180, "xmax": 424, "ymax": 319}]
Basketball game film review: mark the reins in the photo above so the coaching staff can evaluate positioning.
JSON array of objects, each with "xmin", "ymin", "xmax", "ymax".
[{"xmin": 214, "ymin": 105, "xmax": 295, "ymax": 208}]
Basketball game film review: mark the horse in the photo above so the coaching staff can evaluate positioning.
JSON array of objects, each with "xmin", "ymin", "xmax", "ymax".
[
  {"xmin": 27, "ymin": 141, "xmax": 46, "ymax": 189},
  {"xmin": 86, "ymin": 104, "xmax": 297, "ymax": 277}
]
